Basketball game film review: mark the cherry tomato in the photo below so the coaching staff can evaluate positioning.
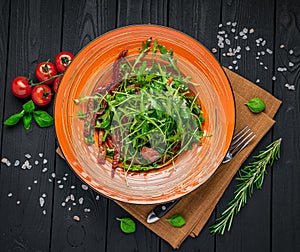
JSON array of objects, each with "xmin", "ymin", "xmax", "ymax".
[
  {"xmin": 55, "ymin": 52, "xmax": 74, "ymax": 73},
  {"xmin": 35, "ymin": 61, "xmax": 57, "ymax": 84},
  {"xmin": 53, "ymin": 76, "xmax": 62, "ymax": 93},
  {"xmin": 31, "ymin": 84, "xmax": 53, "ymax": 106},
  {"xmin": 11, "ymin": 76, "xmax": 32, "ymax": 98}
]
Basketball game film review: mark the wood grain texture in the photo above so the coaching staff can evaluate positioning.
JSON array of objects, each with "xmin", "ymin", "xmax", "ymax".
[
  {"xmin": 215, "ymin": 1, "xmax": 275, "ymax": 252},
  {"xmin": 273, "ymin": 0, "xmax": 300, "ymax": 251},
  {"xmin": 0, "ymin": 0, "xmax": 63, "ymax": 251}
]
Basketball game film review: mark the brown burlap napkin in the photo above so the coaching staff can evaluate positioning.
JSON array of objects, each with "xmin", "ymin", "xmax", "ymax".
[{"xmin": 56, "ymin": 68, "xmax": 282, "ymax": 249}]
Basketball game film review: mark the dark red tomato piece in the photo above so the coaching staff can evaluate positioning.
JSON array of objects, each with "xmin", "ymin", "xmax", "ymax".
[
  {"xmin": 53, "ymin": 76, "xmax": 62, "ymax": 93},
  {"xmin": 11, "ymin": 76, "xmax": 32, "ymax": 98},
  {"xmin": 55, "ymin": 51, "xmax": 74, "ymax": 73},
  {"xmin": 31, "ymin": 84, "xmax": 53, "ymax": 106},
  {"xmin": 35, "ymin": 61, "xmax": 57, "ymax": 84}
]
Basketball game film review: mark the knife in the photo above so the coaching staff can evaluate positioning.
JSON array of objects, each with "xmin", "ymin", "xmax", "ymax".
[{"xmin": 146, "ymin": 198, "xmax": 181, "ymax": 223}]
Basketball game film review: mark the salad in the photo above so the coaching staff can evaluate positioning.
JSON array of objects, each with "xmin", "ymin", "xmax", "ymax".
[{"xmin": 75, "ymin": 38, "xmax": 206, "ymax": 172}]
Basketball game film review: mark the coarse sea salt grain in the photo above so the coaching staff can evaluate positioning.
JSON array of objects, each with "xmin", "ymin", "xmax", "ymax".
[
  {"xmin": 25, "ymin": 154, "xmax": 31, "ymax": 158},
  {"xmin": 28, "ymin": 186, "xmax": 32, "ymax": 190},
  {"xmin": 84, "ymin": 208, "xmax": 91, "ymax": 213},
  {"xmin": 42, "ymin": 193, "xmax": 46, "ymax": 198},
  {"xmin": 8, "ymin": 193, "xmax": 13, "ymax": 197},
  {"xmin": 51, "ymin": 173, "xmax": 56, "ymax": 178},
  {"xmin": 34, "ymin": 180, "xmax": 38, "ymax": 184},
  {"xmin": 16, "ymin": 200, "xmax": 20, "ymax": 205},
  {"xmin": 81, "ymin": 184, "xmax": 89, "ymax": 191},
  {"xmin": 95, "ymin": 195, "xmax": 100, "ymax": 200},
  {"xmin": 39, "ymin": 197, "xmax": 45, "ymax": 207},
  {"xmin": 42, "ymin": 167, "xmax": 48, "ymax": 173},
  {"xmin": 272, "ymin": 76, "xmax": 276, "ymax": 80},
  {"xmin": 78, "ymin": 197, "xmax": 84, "ymax": 205},
  {"xmin": 14, "ymin": 160, "xmax": 20, "ymax": 166},
  {"xmin": 70, "ymin": 194, "xmax": 75, "ymax": 201},
  {"xmin": 211, "ymin": 48, "xmax": 217, "ymax": 53},
  {"xmin": 39, "ymin": 153, "xmax": 44, "ymax": 157},
  {"xmin": 58, "ymin": 185, "xmax": 64, "ymax": 189},
  {"xmin": 289, "ymin": 62, "xmax": 294, "ymax": 67},
  {"xmin": 43, "ymin": 210, "xmax": 46, "ymax": 215},
  {"xmin": 73, "ymin": 215, "xmax": 80, "ymax": 221},
  {"xmin": 285, "ymin": 83, "xmax": 295, "ymax": 90},
  {"xmin": 35, "ymin": 160, "xmax": 39, "ymax": 165},
  {"xmin": 43, "ymin": 159, "xmax": 48, "ymax": 164},
  {"xmin": 62, "ymin": 202, "xmax": 66, "ymax": 207},
  {"xmin": 289, "ymin": 49, "xmax": 294, "ymax": 55},
  {"xmin": 71, "ymin": 185, "xmax": 76, "ymax": 189}
]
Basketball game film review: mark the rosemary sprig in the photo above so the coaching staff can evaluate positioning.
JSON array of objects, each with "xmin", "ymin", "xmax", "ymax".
[{"xmin": 209, "ymin": 138, "xmax": 282, "ymax": 235}]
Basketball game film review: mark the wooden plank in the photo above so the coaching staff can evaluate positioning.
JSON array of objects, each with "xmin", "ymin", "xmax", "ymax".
[
  {"xmin": 50, "ymin": 0, "xmax": 117, "ymax": 251},
  {"xmin": 273, "ymin": 0, "xmax": 300, "ymax": 251},
  {"xmin": 161, "ymin": 0, "xmax": 222, "ymax": 251},
  {"xmin": 0, "ymin": 0, "xmax": 10, "ymax": 145},
  {"xmin": 215, "ymin": 0, "xmax": 275, "ymax": 252},
  {"xmin": 0, "ymin": 0, "xmax": 63, "ymax": 251}
]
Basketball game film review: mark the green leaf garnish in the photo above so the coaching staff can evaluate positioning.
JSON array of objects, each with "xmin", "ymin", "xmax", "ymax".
[
  {"xmin": 4, "ymin": 111, "xmax": 24, "ymax": 126},
  {"xmin": 245, "ymin": 97, "xmax": 266, "ymax": 113},
  {"xmin": 22, "ymin": 100, "xmax": 35, "ymax": 113},
  {"xmin": 33, "ymin": 110, "xmax": 54, "ymax": 127},
  {"xmin": 166, "ymin": 214, "xmax": 186, "ymax": 228},
  {"xmin": 116, "ymin": 217, "xmax": 136, "ymax": 234},
  {"xmin": 23, "ymin": 113, "xmax": 33, "ymax": 130}
]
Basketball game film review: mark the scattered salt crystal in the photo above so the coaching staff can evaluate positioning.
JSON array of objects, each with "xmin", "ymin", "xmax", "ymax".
[
  {"xmin": 78, "ymin": 197, "xmax": 84, "ymax": 205},
  {"xmin": 289, "ymin": 49, "xmax": 294, "ymax": 55},
  {"xmin": 70, "ymin": 185, "xmax": 76, "ymax": 189},
  {"xmin": 42, "ymin": 167, "xmax": 48, "ymax": 173},
  {"xmin": 256, "ymin": 56, "xmax": 260, "ymax": 60},
  {"xmin": 39, "ymin": 197, "xmax": 45, "ymax": 207},
  {"xmin": 277, "ymin": 67, "xmax": 287, "ymax": 72},
  {"xmin": 84, "ymin": 208, "xmax": 91, "ymax": 213},
  {"xmin": 228, "ymin": 66, "xmax": 233, "ymax": 69},
  {"xmin": 222, "ymin": 53, "xmax": 226, "ymax": 56},
  {"xmin": 218, "ymin": 42, "xmax": 224, "ymax": 48},
  {"xmin": 57, "ymin": 180, "xmax": 62, "ymax": 184},
  {"xmin": 245, "ymin": 46, "xmax": 251, "ymax": 51},
  {"xmin": 38, "ymin": 153, "xmax": 44, "ymax": 157},
  {"xmin": 231, "ymin": 28, "xmax": 236, "ymax": 33},
  {"xmin": 58, "ymin": 185, "xmax": 64, "ymax": 189},
  {"xmin": 70, "ymin": 194, "xmax": 75, "ymax": 201},
  {"xmin": 42, "ymin": 193, "xmax": 46, "ymax": 198},
  {"xmin": 25, "ymin": 154, "xmax": 31, "ymax": 158},
  {"xmin": 234, "ymin": 36, "xmax": 238, "ymax": 40},
  {"xmin": 235, "ymin": 66, "xmax": 239, "ymax": 70},
  {"xmin": 259, "ymin": 62, "xmax": 264, "ymax": 65},
  {"xmin": 48, "ymin": 178, "xmax": 52, "ymax": 183},
  {"xmin": 63, "ymin": 177, "xmax": 67, "ymax": 181},
  {"xmin": 226, "ymin": 21, "xmax": 231, "ymax": 26},
  {"xmin": 266, "ymin": 48, "xmax": 273, "ymax": 54},
  {"xmin": 95, "ymin": 195, "xmax": 100, "ymax": 200},
  {"xmin": 242, "ymin": 35, "xmax": 247, "ymax": 40},
  {"xmin": 68, "ymin": 207, "xmax": 72, "ymax": 211},
  {"xmin": 51, "ymin": 173, "xmax": 56, "ymax": 178},
  {"xmin": 28, "ymin": 186, "xmax": 31, "ymax": 190},
  {"xmin": 236, "ymin": 55, "xmax": 241, "ymax": 59},
  {"xmin": 249, "ymin": 28, "xmax": 254, "ymax": 33},
  {"xmin": 64, "ymin": 173, "xmax": 69, "ymax": 177},
  {"xmin": 218, "ymin": 30, "xmax": 226, "ymax": 35},
  {"xmin": 34, "ymin": 160, "xmax": 39, "ymax": 165},
  {"xmin": 272, "ymin": 76, "xmax": 276, "ymax": 80},
  {"xmin": 43, "ymin": 159, "xmax": 48, "ymax": 164},
  {"xmin": 1, "ymin": 157, "xmax": 8, "ymax": 164},
  {"xmin": 211, "ymin": 48, "xmax": 217, "ymax": 53},
  {"xmin": 261, "ymin": 51, "xmax": 265, "ymax": 55},
  {"xmin": 264, "ymin": 66, "xmax": 268, "ymax": 70},
  {"xmin": 279, "ymin": 44, "xmax": 285, "ymax": 48},
  {"xmin": 289, "ymin": 62, "xmax": 294, "ymax": 67},
  {"xmin": 218, "ymin": 23, "xmax": 223, "ymax": 28},
  {"xmin": 233, "ymin": 60, "xmax": 237, "ymax": 64},
  {"xmin": 256, "ymin": 79, "xmax": 260, "ymax": 83},
  {"xmin": 8, "ymin": 193, "xmax": 13, "ymax": 197},
  {"xmin": 225, "ymin": 38, "xmax": 231, "ymax": 45},
  {"xmin": 16, "ymin": 200, "xmax": 21, "ymax": 205},
  {"xmin": 65, "ymin": 195, "xmax": 71, "ymax": 202},
  {"xmin": 224, "ymin": 34, "xmax": 228, "ymax": 38},
  {"xmin": 239, "ymin": 31, "xmax": 244, "ymax": 36},
  {"xmin": 81, "ymin": 184, "xmax": 89, "ymax": 191},
  {"xmin": 72, "ymin": 202, "xmax": 76, "ymax": 206},
  {"xmin": 232, "ymin": 22, "xmax": 237, "ymax": 27},
  {"xmin": 14, "ymin": 160, "xmax": 20, "ymax": 166},
  {"xmin": 285, "ymin": 83, "xmax": 295, "ymax": 90},
  {"xmin": 62, "ymin": 202, "xmax": 66, "ymax": 207},
  {"xmin": 261, "ymin": 40, "xmax": 266, "ymax": 46},
  {"xmin": 73, "ymin": 215, "xmax": 80, "ymax": 221},
  {"xmin": 34, "ymin": 180, "xmax": 38, "ymax": 184},
  {"xmin": 43, "ymin": 210, "xmax": 46, "ymax": 215},
  {"xmin": 257, "ymin": 52, "xmax": 261, "ymax": 56}
]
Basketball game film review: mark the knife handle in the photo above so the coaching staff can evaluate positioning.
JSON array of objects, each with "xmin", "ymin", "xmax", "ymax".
[{"xmin": 153, "ymin": 198, "xmax": 181, "ymax": 218}]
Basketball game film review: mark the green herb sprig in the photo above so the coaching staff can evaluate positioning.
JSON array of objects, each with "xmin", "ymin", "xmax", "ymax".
[
  {"xmin": 4, "ymin": 100, "xmax": 53, "ymax": 130},
  {"xmin": 209, "ymin": 138, "xmax": 282, "ymax": 235}
]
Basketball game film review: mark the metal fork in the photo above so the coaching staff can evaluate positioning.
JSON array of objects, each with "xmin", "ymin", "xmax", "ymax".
[
  {"xmin": 146, "ymin": 125, "xmax": 256, "ymax": 224},
  {"xmin": 222, "ymin": 125, "xmax": 256, "ymax": 163}
]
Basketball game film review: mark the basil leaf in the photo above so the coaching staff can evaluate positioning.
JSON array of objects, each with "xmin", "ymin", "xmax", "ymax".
[
  {"xmin": 23, "ymin": 113, "xmax": 33, "ymax": 130},
  {"xmin": 22, "ymin": 100, "xmax": 35, "ymax": 113},
  {"xmin": 166, "ymin": 214, "xmax": 186, "ymax": 228},
  {"xmin": 4, "ymin": 111, "xmax": 24, "ymax": 126},
  {"xmin": 245, "ymin": 98, "xmax": 266, "ymax": 113},
  {"xmin": 33, "ymin": 110, "xmax": 54, "ymax": 127},
  {"xmin": 116, "ymin": 217, "xmax": 136, "ymax": 234}
]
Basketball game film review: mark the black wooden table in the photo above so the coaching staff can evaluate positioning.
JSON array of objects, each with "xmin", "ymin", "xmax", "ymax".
[{"xmin": 0, "ymin": 0, "xmax": 299, "ymax": 251}]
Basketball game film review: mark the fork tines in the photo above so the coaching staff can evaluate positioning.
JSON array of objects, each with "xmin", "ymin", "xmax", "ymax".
[{"xmin": 229, "ymin": 125, "xmax": 256, "ymax": 156}]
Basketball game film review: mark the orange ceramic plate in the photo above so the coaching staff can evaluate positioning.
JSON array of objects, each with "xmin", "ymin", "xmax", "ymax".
[{"xmin": 54, "ymin": 25, "xmax": 235, "ymax": 204}]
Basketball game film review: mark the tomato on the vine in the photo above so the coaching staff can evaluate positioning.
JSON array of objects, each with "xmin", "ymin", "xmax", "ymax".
[
  {"xmin": 55, "ymin": 52, "xmax": 74, "ymax": 73},
  {"xmin": 53, "ymin": 76, "xmax": 62, "ymax": 93},
  {"xmin": 35, "ymin": 61, "xmax": 57, "ymax": 84},
  {"xmin": 31, "ymin": 84, "xmax": 53, "ymax": 106},
  {"xmin": 11, "ymin": 76, "xmax": 32, "ymax": 98}
]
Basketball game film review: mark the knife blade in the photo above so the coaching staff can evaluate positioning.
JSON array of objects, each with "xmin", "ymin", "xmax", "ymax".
[{"xmin": 146, "ymin": 198, "xmax": 181, "ymax": 223}]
